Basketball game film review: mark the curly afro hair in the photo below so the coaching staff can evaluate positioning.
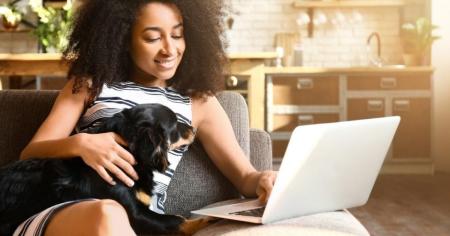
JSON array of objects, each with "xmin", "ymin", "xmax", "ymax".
[{"xmin": 64, "ymin": 0, "xmax": 229, "ymax": 100}]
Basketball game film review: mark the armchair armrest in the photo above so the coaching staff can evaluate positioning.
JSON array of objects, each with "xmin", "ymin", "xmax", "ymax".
[{"xmin": 250, "ymin": 128, "xmax": 273, "ymax": 171}]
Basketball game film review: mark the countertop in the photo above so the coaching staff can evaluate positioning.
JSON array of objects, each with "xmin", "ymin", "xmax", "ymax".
[
  {"xmin": 0, "ymin": 53, "xmax": 63, "ymax": 61},
  {"xmin": 0, "ymin": 53, "xmax": 435, "ymax": 76},
  {"xmin": 0, "ymin": 52, "xmax": 279, "ymax": 60},
  {"xmin": 227, "ymin": 52, "xmax": 278, "ymax": 60},
  {"xmin": 264, "ymin": 66, "xmax": 435, "ymax": 76}
]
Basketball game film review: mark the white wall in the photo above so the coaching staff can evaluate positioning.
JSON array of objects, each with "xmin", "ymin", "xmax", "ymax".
[
  {"xmin": 431, "ymin": 0, "xmax": 450, "ymax": 173},
  {"xmin": 227, "ymin": 0, "xmax": 424, "ymax": 67}
]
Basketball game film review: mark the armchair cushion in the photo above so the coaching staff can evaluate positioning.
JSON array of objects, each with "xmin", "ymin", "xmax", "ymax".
[{"xmin": 194, "ymin": 210, "xmax": 369, "ymax": 236}]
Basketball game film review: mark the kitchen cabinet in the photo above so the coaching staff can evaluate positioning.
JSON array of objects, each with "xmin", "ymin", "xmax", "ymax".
[
  {"xmin": 267, "ymin": 75, "xmax": 341, "ymax": 158},
  {"xmin": 347, "ymin": 75, "xmax": 432, "ymax": 161},
  {"xmin": 265, "ymin": 67, "xmax": 434, "ymax": 174},
  {"xmin": 227, "ymin": 52, "xmax": 277, "ymax": 129}
]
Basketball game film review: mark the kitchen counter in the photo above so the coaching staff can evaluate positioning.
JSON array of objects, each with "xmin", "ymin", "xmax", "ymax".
[
  {"xmin": 0, "ymin": 53, "xmax": 62, "ymax": 61},
  {"xmin": 0, "ymin": 53, "xmax": 67, "ymax": 76},
  {"xmin": 0, "ymin": 52, "xmax": 278, "ymax": 77},
  {"xmin": 264, "ymin": 66, "xmax": 435, "ymax": 76},
  {"xmin": 227, "ymin": 51, "xmax": 277, "ymax": 60}
]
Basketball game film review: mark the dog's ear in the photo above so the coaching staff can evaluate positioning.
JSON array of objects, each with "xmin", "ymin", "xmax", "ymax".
[{"xmin": 131, "ymin": 127, "xmax": 170, "ymax": 173}]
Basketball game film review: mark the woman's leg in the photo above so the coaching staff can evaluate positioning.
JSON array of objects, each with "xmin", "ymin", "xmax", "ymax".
[{"xmin": 45, "ymin": 199, "xmax": 136, "ymax": 236}]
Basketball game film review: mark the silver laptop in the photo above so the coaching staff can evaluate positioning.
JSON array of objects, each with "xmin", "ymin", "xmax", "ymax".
[{"xmin": 191, "ymin": 116, "xmax": 400, "ymax": 224}]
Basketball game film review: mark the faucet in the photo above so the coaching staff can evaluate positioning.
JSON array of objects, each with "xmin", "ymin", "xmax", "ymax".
[{"xmin": 366, "ymin": 32, "xmax": 383, "ymax": 66}]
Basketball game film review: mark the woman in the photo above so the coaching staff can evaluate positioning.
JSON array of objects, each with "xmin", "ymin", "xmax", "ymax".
[{"xmin": 16, "ymin": 0, "xmax": 277, "ymax": 235}]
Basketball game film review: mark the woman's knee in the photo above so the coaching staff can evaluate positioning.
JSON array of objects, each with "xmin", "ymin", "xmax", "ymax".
[
  {"xmin": 89, "ymin": 200, "xmax": 132, "ymax": 231},
  {"xmin": 93, "ymin": 199, "xmax": 127, "ymax": 218},
  {"xmin": 45, "ymin": 200, "xmax": 135, "ymax": 236}
]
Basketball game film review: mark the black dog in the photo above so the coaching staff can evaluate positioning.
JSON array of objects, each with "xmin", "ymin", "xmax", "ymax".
[{"xmin": 0, "ymin": 103, "xmax": 208, "ymax": 235}]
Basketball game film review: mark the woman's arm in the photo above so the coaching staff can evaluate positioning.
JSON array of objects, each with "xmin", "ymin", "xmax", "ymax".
[
  {"xmin": 193, "ymin": 96, "xmax": 277, "ymax": 201},
  {"xmin": 20, "ymin": 79, "xmax": 89, "ymax": 159},
  {"xmin": 20, "ymin": 79, "xmax": 138, "ymax": 187}
]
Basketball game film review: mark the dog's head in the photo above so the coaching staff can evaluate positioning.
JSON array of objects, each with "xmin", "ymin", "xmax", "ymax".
[{"xmin": 99, "ymin": 104, "xmax": 195, "ymax": 172}]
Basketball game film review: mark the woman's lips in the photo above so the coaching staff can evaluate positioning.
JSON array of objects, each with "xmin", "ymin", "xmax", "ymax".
[{"xmin": 155, "ymin": 58, "xmax": 176, "ymax": 69}]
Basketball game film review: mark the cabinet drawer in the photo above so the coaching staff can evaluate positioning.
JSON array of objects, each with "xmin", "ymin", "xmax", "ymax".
[
  {"xmin": 272, "ymin": 114, "xmax": 340, "ymax": 132},
  {"xmin": 347, "ymin": 98, "xmax": 386, "ymax": 120},
  {"xmin": 392, "ymin": 98, "xmax": 431, "ymax": 159},
  {"xmin": 347, "ymin": 76, "xmax": 431, "ymax": 90},
  {"xmin": 273, "ymin": 140, "xmax": 289, "ymax": 159},
  {"xmin": 272, "ymin": 76, "xmax": 339, "ymax": 105}
]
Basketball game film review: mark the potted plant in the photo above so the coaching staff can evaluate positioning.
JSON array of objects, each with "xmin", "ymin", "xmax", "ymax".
[
  {"xmin": 28, "ymin": 0, "xmax": 73, "ymax": 53},
  {"xmin": 0, "ymin": 0, "xmax": 23, "ymax": 31},
  {"xmin": 401, "ymin": 17, "xmax": 440, "ymax": 66}
]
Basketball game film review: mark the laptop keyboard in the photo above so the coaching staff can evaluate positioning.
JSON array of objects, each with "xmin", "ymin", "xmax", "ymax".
[{"xmin": 229, "ymin": 207, "xmax": 266, "ymax": 217}]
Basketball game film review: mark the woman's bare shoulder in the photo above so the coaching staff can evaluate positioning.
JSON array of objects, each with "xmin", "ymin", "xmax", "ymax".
[
  {"xmin": 192, "ymin": 96, "xmax": 224, "ymax": 128},
  {"xmin": 191, "ymin": 95, "xmax": 219, "ymax": 129}
]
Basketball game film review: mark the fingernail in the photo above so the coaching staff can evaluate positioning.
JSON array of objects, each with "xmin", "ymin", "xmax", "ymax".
[
  {"xmin": 111, "ymin": 181, "xmax": 117, "ymax": 185},
  {"xmin": 128, "ymin": 181, "xmax": 135, "ymax": 187}
]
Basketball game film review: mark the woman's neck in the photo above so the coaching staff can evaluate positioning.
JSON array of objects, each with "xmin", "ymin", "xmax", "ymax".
[
  {"xmin": 130, "ymin": 67, "xmax": 168, "ymax": 88},
  {"xmin": 131, "ymin": 77, "xmax": 167, "ymax": 88}
]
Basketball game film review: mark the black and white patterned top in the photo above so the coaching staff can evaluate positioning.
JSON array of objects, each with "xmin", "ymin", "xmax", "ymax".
[{"xmin": 76, "ymin": 81, "xmax": 193, "ymax": 214}]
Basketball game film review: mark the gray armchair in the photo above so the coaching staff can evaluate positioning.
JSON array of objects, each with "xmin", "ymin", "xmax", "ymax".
[
  {"xmin": 0, "ymin": 90, "xmax": 369, "ymax": 235},
  {"xmin": 0, "ymin": 90, "xmax": 271, "ymax": 216}
]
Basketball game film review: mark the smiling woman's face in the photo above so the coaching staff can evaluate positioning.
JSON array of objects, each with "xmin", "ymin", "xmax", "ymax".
[{"xmin": 129, "ymin": 2, "xmax": 185, "ymax": 87}]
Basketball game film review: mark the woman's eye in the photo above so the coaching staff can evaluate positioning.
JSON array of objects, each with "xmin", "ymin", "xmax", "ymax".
[
  {"xmin": 172, "ymin": 35, "xmax": 183, "ymax": 39},
  {"xmin": 145, "ymin": 38, "xmax": 160, "ymax": 43}
]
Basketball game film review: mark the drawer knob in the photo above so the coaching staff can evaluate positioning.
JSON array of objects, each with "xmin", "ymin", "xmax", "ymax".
[
  {"xmin": 394, "ymin": 100, "xmax": 410, "ymax": 111},
  {"xmin": 367, "ymin": 100, "xmax": 384, "ymax": 112},
  {"xmin": 297, "ymin": 78, "xmax": 314, "ymax": 90},
  {"xmin": 380, "ymin": 77, "xmax": 397, "ymax": 89},
  {"xmin": 298, "ymin": 115, "xmax": 314, "ymax": 125}
]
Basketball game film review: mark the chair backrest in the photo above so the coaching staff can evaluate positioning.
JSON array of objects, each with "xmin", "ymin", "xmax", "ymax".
[
  {"xmin": 166, "ymin": 91, "xmax": 249, "ymax": 216},
  {"xmin": 0, "ymin": 90, "xmax": 250, "ymax": 216},
  {"xmin": 0, "ymin": 90, "xmax": 58, "ymax": 167}
]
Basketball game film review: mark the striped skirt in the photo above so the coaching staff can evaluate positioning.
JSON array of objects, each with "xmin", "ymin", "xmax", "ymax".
[{"xmin": 13, "ymin": 199, "xmax": 96, "ymax": 236}]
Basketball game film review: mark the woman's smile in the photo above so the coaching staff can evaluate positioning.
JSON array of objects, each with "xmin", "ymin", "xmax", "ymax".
[{"xmin": 155, "ymin": 58, "xmax": 177, "ymax": 69}]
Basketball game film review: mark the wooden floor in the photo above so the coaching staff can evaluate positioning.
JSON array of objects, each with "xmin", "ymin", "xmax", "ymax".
[{"xmin": 349, "ymin": 173, "xmax": 450, "ymax": 236}]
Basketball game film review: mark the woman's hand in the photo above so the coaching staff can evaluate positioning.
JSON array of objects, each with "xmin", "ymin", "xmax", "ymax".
[
  {"xmin": 255, "ymin": 170, "xmax": 278, "ymax": 203},
  {"xmin": 76, "ymin": 132, "xmax": 139, "ymax": 187}
]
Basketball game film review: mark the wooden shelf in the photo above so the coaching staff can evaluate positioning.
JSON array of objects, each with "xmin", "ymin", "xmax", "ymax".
[
  {"xmin": 0, "ymin": 29, "xmax": 31, "ymax": 33},
  {"xmin": 44, "ymin": 2, "xmax": 66, "ymax": 8},
  {"xmin": 293, "ymin": 0, "xmax": 406, "ymax": 37},
  {"xmin": 293, "ymin": 0, "xmax": 405, "ymax": 8},
  {"xmin": 228, "ymin": 52, "xmax": 277, "ymax": 60}
]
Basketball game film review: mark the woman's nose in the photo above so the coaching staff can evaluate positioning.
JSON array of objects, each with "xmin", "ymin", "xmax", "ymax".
[{"xmin": 160, "ymin": 37, "xmax": 176, "ymax": 56}]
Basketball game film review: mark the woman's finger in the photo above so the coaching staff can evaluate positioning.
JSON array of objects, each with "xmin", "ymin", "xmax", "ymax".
[
  {"xmin": 112, "ymin": 132, "xmax": 128, "ymax": 147},
  {"xmin": 103, "ymin": 160, "xmax": 135, "ymax": 187},
  {"xmin": 258, "ymin": 171, "xmax": 278, "ymax": 203},
  {"xmin": 116, "ymin": 144, "xmax": 137, "ymax": 166},
  {"xmin": 112, "ymin": 153, "xmax": 139, "ymax": 181},
  {"xmin": 95, "ymin": 165, "xmax": 116, "ymax": 186},
  {"xmin": 258, "ymin": 192, "xmax": 267, "ymax": 203}
]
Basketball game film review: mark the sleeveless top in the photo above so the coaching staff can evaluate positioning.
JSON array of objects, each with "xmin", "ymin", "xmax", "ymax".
[{"xmin": 75, "ymin": 81, "xmax": 193, "ymax": 214}]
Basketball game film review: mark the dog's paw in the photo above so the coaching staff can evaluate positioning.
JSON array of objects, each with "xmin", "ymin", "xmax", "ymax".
[{"xmin": 179, "ymin": 216, "xmax": 215, "ymax": 235}]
